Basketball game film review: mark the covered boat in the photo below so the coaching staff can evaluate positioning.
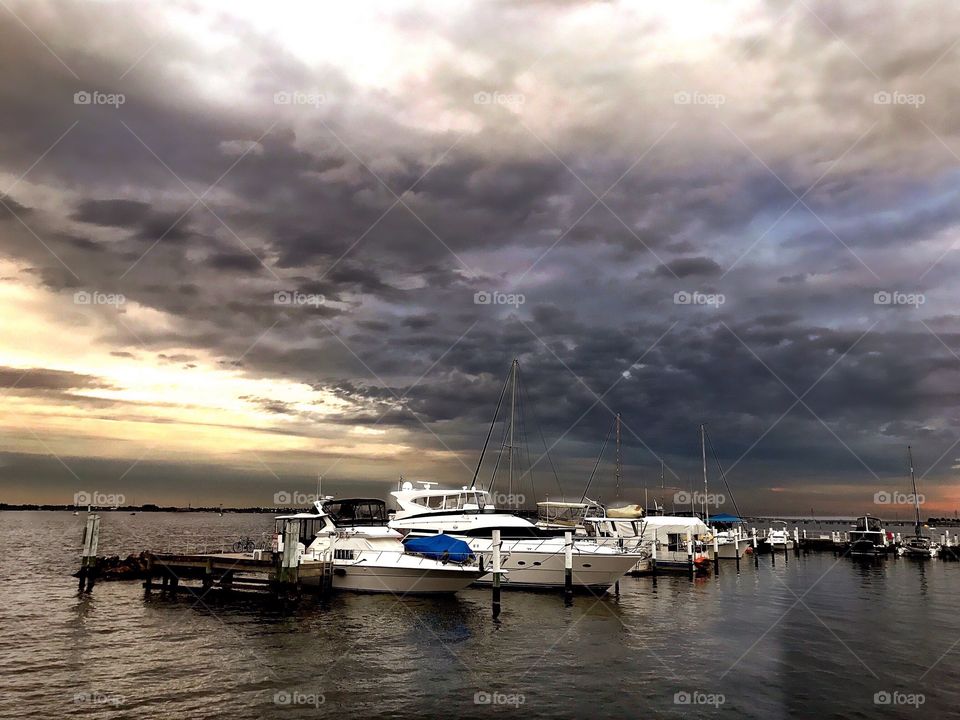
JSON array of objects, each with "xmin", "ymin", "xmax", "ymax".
[{"xmin": 403, "ymin": 534, "xmax": 474, "ymax": 563}]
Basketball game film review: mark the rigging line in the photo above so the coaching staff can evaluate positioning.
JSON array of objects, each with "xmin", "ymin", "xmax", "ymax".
[
  {"xmin": 517, "ymin": 368, "xmax": 535, "ymax": 507},
  {"xmin": 520, "ymin": 363, "xmax": 565, "ymax": 500},
  {"xmin": 581, "ymin": 416, "xmax": 615, "ymax": 503},
  {"xmin": 704, "ymin": 426, "xmax": 746, "ymax": 528},
  {"xmin": 470, "ymin": 364, "xmax": 512, "ymax": 489},
  {"xmin": 487, "ymin": 399, "xmax": 511, "ymax": 495}
]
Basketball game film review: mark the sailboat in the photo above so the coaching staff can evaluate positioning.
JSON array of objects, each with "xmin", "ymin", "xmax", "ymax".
[{"xmin": 898, "ymin": 446, "xmax": 939, "ymax": 558}]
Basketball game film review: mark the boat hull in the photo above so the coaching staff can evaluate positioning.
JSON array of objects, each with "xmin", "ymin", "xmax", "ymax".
[
  {"xmin": 303, "ymin": 563, "xmax": 483, "ymax": 594},
  {"xmin": 466, "ymin": 539, "xmax": 642, "ymax": 590}
]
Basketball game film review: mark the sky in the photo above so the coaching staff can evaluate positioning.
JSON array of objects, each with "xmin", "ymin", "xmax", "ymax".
[{"xmin": 2, "ymin": 0, "xmax": 960, "ymax": 516}]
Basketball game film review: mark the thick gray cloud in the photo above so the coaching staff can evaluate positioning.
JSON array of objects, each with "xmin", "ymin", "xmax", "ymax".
[{"xmin": 2, "ymin": 1, "xmax": 960, "ymax": 512}]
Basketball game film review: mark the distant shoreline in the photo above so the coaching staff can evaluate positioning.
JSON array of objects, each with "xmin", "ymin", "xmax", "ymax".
[
  {"xmin": 3, "ymin": 503, "xmax": 960, "ymax": 526},
  {"xmin": 1, "ymin": 503, "xmax": 286, "ymax": 514}
]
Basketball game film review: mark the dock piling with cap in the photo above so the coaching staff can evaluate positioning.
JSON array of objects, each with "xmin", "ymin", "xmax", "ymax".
[
  {"xmin": 564, "ymin": 531, "xmax": 573, "ymax": 604},
  {"xmin": 78, "ymin": 513, "xmax": 101, "ymax": 593},
  {"xmin": 491, "ymin": 529, "xmax": 502, "ymax": 618}
]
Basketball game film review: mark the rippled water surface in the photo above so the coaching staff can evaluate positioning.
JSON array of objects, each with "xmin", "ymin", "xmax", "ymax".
[{"xmin": 2, "ymin": 511, "xmax": 959, "ymax": 719}]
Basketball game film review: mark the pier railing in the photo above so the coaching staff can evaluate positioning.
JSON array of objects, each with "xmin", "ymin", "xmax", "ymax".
[{"xmin": 145, "ymin": 532, "xmax": 275, "ymax": 556}]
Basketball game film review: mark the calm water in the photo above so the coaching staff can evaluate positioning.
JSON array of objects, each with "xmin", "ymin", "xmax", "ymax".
[{"xmin": 2, "ymin": 512, "xmax": 959, "ymax": 719}]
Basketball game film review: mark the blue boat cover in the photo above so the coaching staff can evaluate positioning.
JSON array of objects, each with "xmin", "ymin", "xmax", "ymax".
[
  {"xmin": 403, "ymin": 534, "xmax": 474, "ymax": 563},
  {"xmin": 710, "ymin": 513, "xmax": 742, "ymax": 523}
]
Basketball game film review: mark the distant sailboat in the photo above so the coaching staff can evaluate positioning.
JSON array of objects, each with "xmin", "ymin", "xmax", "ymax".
[{"xmin": 899, "ymin": 446, "xmax": 938, "ymax": 558}]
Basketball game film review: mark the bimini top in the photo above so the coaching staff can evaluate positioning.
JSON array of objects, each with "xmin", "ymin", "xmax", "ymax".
[
  {"xmin": 710, "ymin": 513, "xmax": 742, "ymax": 524},
  {"xmin": 403, "ymin": 534, "xmax": 474, "ymax": 563}
]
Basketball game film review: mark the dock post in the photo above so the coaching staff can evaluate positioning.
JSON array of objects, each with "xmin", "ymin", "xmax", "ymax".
[
  {"xmin": 492, "ymin": 529, "xmax": 502, "ymax": 619},
  {"xmin": 203, "ymin": 557, "xmax": 213, "ymax": 591},
  {"xmin": 686, "ymin": 530, "xmax": 694, "ymax": 579},
  {"xmin": 564, "ymin": 531, "xmax": 574, "ymax": 604},
  {"xmin": 713, "ymin": 535, "xmax": 720, "ymax": 576},
  {"xmin": 752, "ymin": 527, "xmax": 758, "ymax": 567},
  {"xmin": 279, "ymin": 519, "xmax": 302, "ymax": 597},
  {"xmin": 144, "ymin": 554, "xmax": 154, "ymax": 593},
  {"xmin": 651, "ymin": 533, "xmax": 658, "ymax": 586},
  {"xmin": 79, "ymin": 514, "xmax": 101, "ymax": 592},
  {"xmin": 794, "ymin": 528, "xmax": 800, "ymax": 557}
]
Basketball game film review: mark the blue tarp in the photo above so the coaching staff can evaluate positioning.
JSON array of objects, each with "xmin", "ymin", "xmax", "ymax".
[
  {"xmin": 710, "ymin": 513, "xmax": 742, "ymax": 524},
  {"xmin": 403, "ymin": 534, "xmax": 474, "ymax": 563}
]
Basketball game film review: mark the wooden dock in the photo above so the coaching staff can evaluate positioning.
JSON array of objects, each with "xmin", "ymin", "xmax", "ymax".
[
  {"xmin": 144, "ymin": 551, "xmax": 333, "ymax": 597},
  {"xmin": 76, "ymin": 515, "xmax": 334, "ymax": 599}
]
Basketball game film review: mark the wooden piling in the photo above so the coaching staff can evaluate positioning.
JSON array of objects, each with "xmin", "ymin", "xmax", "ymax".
[
  {"xmin": 492, "ymin": 529, "xmax": 502, "ymax": 619},
  {"xmin": 713, "ymin": 534, "xmax": 720, "ymax": 576},
  {"xmin": 651, "ymin": 532, "xmax": 658, "ymax": 585},
  {"xmin": 564, "ymin": 531, "xmax": 574, "ymax": 604},
  {"xmin": 686, "ymin": 530, "xmax": 694, "ymax": 579},
  {"xmin": 78, "ymin": 514, "xmax": 101, "ymax": 592},
  {"xmin": 752, "ymin": 527, "xmax": 759, "ymax": 567}
]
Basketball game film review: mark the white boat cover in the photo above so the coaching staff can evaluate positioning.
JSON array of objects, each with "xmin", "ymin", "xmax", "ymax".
[{"xmin": 606, "ymin": 504, "xmax": 644, "ymax": 519}]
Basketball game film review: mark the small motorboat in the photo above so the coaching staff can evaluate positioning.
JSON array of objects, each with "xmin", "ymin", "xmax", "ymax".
[
  {"xmin": 847, "ymin": 515, "xmax": 892, "ymax": 556},
  {"xmin": 763, "ymin": 520, "xmax": 794, "ymax": 551}
]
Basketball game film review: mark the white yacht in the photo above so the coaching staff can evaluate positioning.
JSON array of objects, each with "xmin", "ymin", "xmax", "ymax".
[
  {"xmin": 388, "ymin": 483, "xmax": 645, "ymax": 591},
  {"xmin": 275, "ymin": 498, "xmax": 486, "ymax": 594},
  {"xmin": 583, "ymin": 513, "xmax": 710, "ymax": 572}
]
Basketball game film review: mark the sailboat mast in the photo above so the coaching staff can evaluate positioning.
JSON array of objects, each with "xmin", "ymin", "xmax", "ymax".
[
  {"xmin": 615, "ymin": 413, "xmax": 622, "ymax": 499},
  {"xmin": 701, "ymin": 424, "xmax": 709, "ymax": 526},
  {"xmin": 508, "ymin": 358, "xmax": 517, "ymax": 498},
  {"xmin": 908, "ymin": 445, "xmax": 921, "ymax": 536}
]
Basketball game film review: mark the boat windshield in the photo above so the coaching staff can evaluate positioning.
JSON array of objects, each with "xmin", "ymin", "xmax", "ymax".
[
  {"xmin": 410, "ymin": 492, "xmax": 487, "ymax": 511},
  {"xmin": 855, "ymin": 517, "xmax": 883, "ymax": 532},
  {"xmin": 323, "ymin": 499, "xmax": 388, "ymax": 526}
]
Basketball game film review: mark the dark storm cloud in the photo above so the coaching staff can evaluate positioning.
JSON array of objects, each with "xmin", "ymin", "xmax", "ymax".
[
  {"xmin": 655, "ymin": 256, "xmax": 723, "ymax": 278},
  {"xmin": 4, "ymin": 1, "xmax": 960, "ymax": 511},
  {"xmin": 0, "ymin": 366, "xmax": 112, "ymax": 390}
]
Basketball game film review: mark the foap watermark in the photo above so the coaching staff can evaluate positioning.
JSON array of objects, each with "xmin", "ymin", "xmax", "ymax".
[
  {"xmin": 74, "ymin": 490, "xmax": 125, "ymax": 507},
  {"xmin": 489, "ymin": 492, "xmax": 525, "ymax": 508},
  {"xmin": 874, "ymin": 690, "xmax": 925, "ymax": 708},
  {"xmin": 873, "ymin": 91, "xmax": 925, "ymax": 108},
  {"xmin": 274, "ymin": 290, "xmax": 325, "ymax": 308},
  {"xmin": 473, "ymin": 91, "xmax": 525, "ymax": 108},
  {"xmin": 874, "ymin": 290, "xmax": 925, "ymax": 308},
  {"xmin": 474, "ymin": 290, "xmax": 525, "ymax": 308},
  {"xmin": 73, "ymin": 691, "xmax": 124, "ymax": 708},
  {"xmin": 74, "ymin": 90, "xmax": 125, "ymax": 108},
  {"xmin": 673, "ymin": 290, "xmax": 725, "ymax": 308},
  {"xmin": 273, "ymin": 90, "xmax": 325, "ymax": 108},
  {"xmin": 874, "ymin": 491, "xmax": 925, "ymax": 506},
  {"xmin": 273, "ymin": 689, "xmax": 325, "ymax": 708},
  {"xmin": 74, "ymin": 290, "xmax": 125, "ymax": 307},
  {"xmin": 674, "ymin": 491, "xmax": 726, "ymax": 507},
  {"xmin": 674, "ymin": 91, "xmax": 725, "ymax": 108},
  {"xmin": 474, "ymin": 691, "xmax": 525, "ymax": 708},
  {"xmin": 274, "ymin": 491, "xmax": 322, "ymax": 506},
  {"xmin": 674, "ymin": 690, "xmax": 725, "ymax": 708}
]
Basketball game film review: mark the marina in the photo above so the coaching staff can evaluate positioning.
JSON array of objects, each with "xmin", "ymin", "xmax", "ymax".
[{"xmin": 7, "ymin": 509, "xmax": 960, "ymax": 719}]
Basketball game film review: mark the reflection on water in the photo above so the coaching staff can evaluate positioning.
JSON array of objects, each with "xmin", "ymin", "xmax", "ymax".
[{"xmin": 1, "ymin": 511, "xmax": 959, "ymax": 719}]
